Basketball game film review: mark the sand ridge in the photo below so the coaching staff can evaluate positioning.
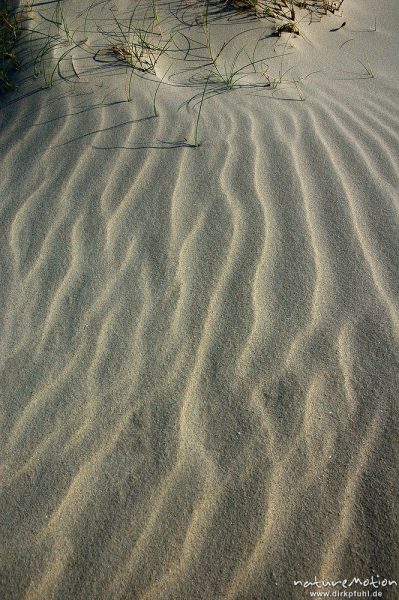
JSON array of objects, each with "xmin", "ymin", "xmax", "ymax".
[{"xmin": 0, "ymin": 0, "xmax": 399, "ymax": 598}]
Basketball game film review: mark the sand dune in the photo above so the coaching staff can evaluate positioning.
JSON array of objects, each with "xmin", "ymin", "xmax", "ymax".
[{"xmin": 0, "ymin": 0, "xmax": 398, "ymax": 598}]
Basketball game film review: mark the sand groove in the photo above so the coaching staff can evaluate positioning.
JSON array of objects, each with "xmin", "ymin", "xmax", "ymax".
[{"xmin": 1, "ymin": 0, "xmax": 399, "ymax": 597}]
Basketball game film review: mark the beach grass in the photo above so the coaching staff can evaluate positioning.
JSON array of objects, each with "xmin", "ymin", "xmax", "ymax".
[
  {"xmin": 0, "ymin": 0, "xmax": 27, "ymax": 93},
  {"xmin": 0, "ymin": 0, "xmax": 347, "ymax": 95}
]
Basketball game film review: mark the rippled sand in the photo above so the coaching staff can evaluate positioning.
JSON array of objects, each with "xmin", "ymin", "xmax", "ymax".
[{"xmin": 1, "ymin": 0, "xmax": 398, "ymax": 598}]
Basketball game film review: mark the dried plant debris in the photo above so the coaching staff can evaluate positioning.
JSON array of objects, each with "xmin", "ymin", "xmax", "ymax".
[
  {"xmin": 276, "ymin": 20, "xmax": 300, "ymax": 35},
  {"xmin": 230, "ymin": 0, "xmax": 345, "ymax": 40},
  {"xmin": 95, "ymin": 43, "xmax": 158, "ymax": 73},
  {"xmin": 230, "ymin": 0, "xmax": 344, "ymax": 22}
]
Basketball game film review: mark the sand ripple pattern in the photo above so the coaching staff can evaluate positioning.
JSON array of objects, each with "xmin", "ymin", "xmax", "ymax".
[{"xmin": 1, "ymin": 77, "xmax": 399, "ymax": 599}]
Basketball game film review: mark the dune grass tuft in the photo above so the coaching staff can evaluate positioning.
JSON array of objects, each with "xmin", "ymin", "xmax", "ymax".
[
  {"xmin": 228, "ymin": 0, "xmax": 344, "ymax": 21},
  {"xmin": 0, "ymin": 0, "xmax": 28, "ymax": 93}
]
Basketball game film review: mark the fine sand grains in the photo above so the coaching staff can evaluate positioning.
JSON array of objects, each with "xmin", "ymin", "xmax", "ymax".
[{"xmin": 0, "ymin": 0, "xmax": 399, "ymax": 598}]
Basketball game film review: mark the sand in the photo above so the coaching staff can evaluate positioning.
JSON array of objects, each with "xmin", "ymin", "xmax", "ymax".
[{"xmin": 0, "ymin": 0, "xmax": 398, "ymax": 598}]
